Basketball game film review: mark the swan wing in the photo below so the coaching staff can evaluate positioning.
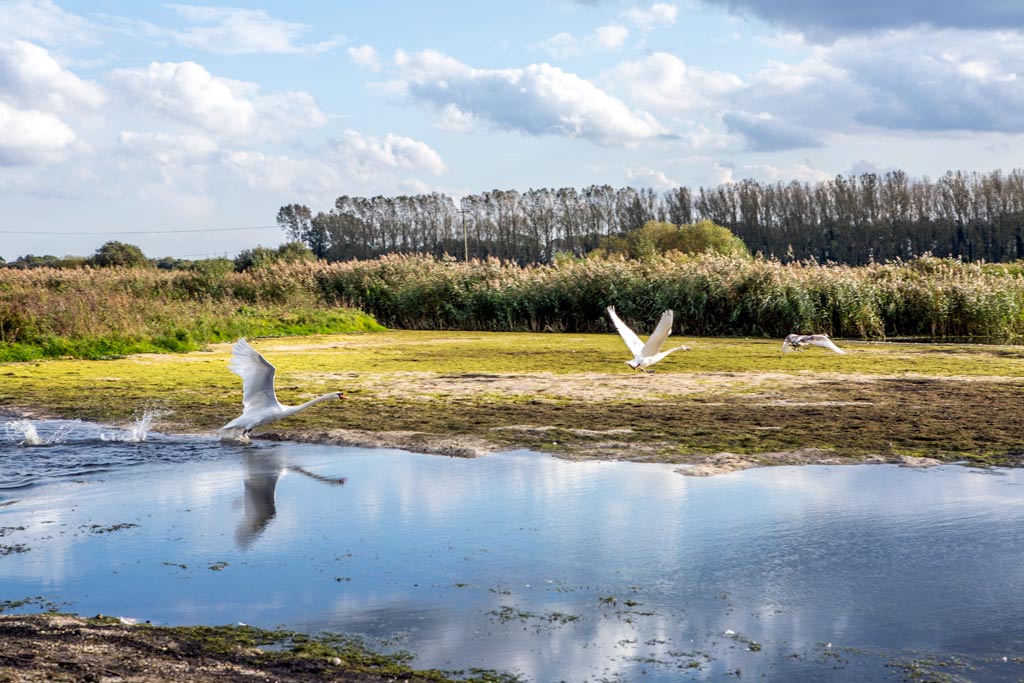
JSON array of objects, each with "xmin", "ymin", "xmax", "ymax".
[
  {"xmin": 229, "ymin": 338, "xmax": 281, "ymax": 411},
  {"xmin": 810, "ymin": 335, "xmax": 846, "ymax": 354},
  {"xmin": 641, "ymin": 310, "xmax": 674, "ymax": 357},
  {"xmin": 607, "ymin": 306, "xmax": 644, "ymax": 357}
]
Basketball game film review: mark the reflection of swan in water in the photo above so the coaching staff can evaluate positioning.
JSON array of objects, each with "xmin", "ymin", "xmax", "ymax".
[{"xmin": 235, "ymin": 450, "xmax": 347, "ymax": 549}]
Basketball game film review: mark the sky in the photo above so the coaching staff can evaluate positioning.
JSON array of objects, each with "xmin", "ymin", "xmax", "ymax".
[{"xmin": 2, "ymin": 0, "xmax": 1024, "ymax": 260}]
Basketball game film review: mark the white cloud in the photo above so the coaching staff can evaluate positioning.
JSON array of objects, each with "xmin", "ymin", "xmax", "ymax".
[
  {"xmin": 109, "ymin": 61, "xmax": 326, "ymax": 139},
  {"xmin": 736, "ymin": 161, "xmax": 834, "ymax": 184},
  {"xmin": 698, "ymin": 0, "xmax": 1024, "ymax": 42},
  {"xmin": 117, "ymin": 131, "xmax": 219, "ymax": 165},
  {"xmin": 624, "ymin": 2, "xmax": 679, "ymax": 29},
  {"xmin": 435, "ymin": 103, "xmax": 477, "ymax": 133},
  {"xmin": 740, "ymin": 30, "xmax": 1024, "ymax": 134},
  {"xmin": 395, "ymin": 49, "xmax": 667, "ymax": 146},
  {"xmin": 591, "ymin": 24, "xmax": 629, "ymax": 50},
  {"xmin": 347, "ymin": 44, "xmax": 381, "ymax": 71},
  {"xmin": 0, "ymin": 100, "xmax": 76, "ymax": 165},
  {"xmin": 0, "ymin": 0, "xmax": 99, "ymax": 46},
  {"xmin": 0, "ymin": 40, "xmax": 104, "ymax": 111},
  {"xmin": 331, "ymin": 129, "xmax": 447, "ymax": 176},
  {"xmin": 165, "ymin": 4, "xmax": 344, "ymax": 55},
  {"xmin": 722, "ymin": 110, "xmax": 823, "ymax": 151},
  {"xmin": 625, "ymin": 166, "xmax": 680, "ymax": 189},
  {"xmin": 605, "ymin": 52, "xmax": 743, "ymax": 114},
  {"xmin": 536, "ymin": 32, "xmax": 581, "ymax": 59},
  {"xmin": 224, "ymin": 150, "xmax": 341, "ymax": 193}
]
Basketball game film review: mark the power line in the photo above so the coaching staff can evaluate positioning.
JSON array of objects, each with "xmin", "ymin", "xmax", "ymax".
[{"xmin": 0, "ymin": 225, "xmax": 282, "ymax": 236}]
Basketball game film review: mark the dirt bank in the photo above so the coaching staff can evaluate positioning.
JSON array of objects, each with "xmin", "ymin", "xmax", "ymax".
[{"xmin": 0, "ymin": 613, "xmax": 507, "ymax": 683}]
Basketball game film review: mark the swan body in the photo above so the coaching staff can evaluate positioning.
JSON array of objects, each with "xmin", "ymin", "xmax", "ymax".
[
  {"xmin": 220, "ymin": 338, "xmax": 343, "ymax": 438},
  {"xmin": 782, "ymin": 334, "xmax": 846, "ymax": 354},
  {"xmin": 607, "ymin": 306, "xmax": 689, "ymax": 372}
]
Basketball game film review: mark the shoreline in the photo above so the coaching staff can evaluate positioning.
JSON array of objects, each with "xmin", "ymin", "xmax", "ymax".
[{"xmin": 4, "ymin": 404, "xmax": 951, "ymax": 478}]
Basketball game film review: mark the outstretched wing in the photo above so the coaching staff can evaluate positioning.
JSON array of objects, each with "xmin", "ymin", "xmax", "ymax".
[
  {"xmin": 607, "ymin": 306, "xmax": 644, "ymax": 357},
  {"xmin": 809, "ymin": 335, "xmax": 846, "ymax": 355},
  {"xmin": 641, "ymin": 310, "xmax": 674, "ymax": 357},
  {"xmin": 228, "ymin": 338, "xmax": 281, "ymax": 411}
]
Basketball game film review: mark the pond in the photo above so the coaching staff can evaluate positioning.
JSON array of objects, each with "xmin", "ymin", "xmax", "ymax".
[{"xmin": 1, "ymin": 416, "xmax": 1023, "ymax": 682}]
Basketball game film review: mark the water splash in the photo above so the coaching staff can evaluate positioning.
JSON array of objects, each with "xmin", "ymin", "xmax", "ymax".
[
  {"xmin": 4, "ymin": 419, "xmax": 79, "ymax": 446},
  {"xmin": 7, "ymin": 420, "xmax": 42, "ymax": 446},
  {"xmin": 100, "ymin": 410, "xmax": 161, "ymax": 443}
]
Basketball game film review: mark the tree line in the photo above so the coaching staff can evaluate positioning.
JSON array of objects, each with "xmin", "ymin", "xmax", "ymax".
[{"xmin": 279, "ymin": 169, "xmax": 1024, "ymax": 265}]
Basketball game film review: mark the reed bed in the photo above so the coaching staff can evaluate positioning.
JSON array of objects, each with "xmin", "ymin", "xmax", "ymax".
[
  {"xmin": 4, "ymin": 254, "xmax": 1024, "ymax": 360},
  {"xmin": 0, "ymin": 266, "xmax": 381, "ymax": 361},
  {"xmin": 311, "ymin": 253, "xmax": 1024, "ymax": 341}
]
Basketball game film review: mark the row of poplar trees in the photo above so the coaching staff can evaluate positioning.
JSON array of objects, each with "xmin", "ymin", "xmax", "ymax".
[{"xmin": 277, "ymin": 169, "xmax": 1024, "ymax": 265}]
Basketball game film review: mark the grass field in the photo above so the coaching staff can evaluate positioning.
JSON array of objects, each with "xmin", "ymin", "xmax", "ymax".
[{"xmin": 3, "ymin": 330, "xmax": 1023, "ymax": 473}]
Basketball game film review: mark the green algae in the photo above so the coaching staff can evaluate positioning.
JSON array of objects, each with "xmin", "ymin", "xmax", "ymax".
[{"xmin": 3, "ymin": 331, "xmax": 1024, "ymax": 468}]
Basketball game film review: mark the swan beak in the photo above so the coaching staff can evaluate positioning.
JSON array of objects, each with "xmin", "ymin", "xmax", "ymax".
[{"xmin": 337, "ymin": 392, "xmax": 346, "ymax": 399}]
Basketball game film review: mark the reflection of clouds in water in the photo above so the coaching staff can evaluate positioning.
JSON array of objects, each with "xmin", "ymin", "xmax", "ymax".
[{"xmin": 5, "ymin": 440, "xmax": 1024, "ymax": 681}]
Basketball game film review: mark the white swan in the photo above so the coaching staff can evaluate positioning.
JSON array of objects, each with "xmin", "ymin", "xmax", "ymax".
[
  {"xmin": 607, "ymin": 306, "xmax": 689, "ymax": 372},
  {"xmin": 781, "ymin": 333, "xmax": 846, "ymax": 354},
  {"xmin": 220, "ymin": 338, "xmax": 343, "ymax": 439}
]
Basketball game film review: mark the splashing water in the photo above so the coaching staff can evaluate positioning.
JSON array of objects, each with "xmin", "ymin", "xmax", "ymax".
[
  {"xmin": 7, "ymin": 420, "xmax": 42, "ymax": 446},
  {"xmin": 4, "ymin": 419, "xmax": 79, "ymax": 446},
  {"xmin": 100, "ymin": 410, "xmax": 161, "ymax": 443}
]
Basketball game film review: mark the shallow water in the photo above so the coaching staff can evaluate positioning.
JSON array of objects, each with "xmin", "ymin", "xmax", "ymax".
[{"xmin": 2, "ymin": 419, "xmax": 1023, "ymax": 682}]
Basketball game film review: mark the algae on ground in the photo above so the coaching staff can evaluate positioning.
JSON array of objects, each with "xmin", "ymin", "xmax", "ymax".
[{"xmin": 3, "ymin": 331, "xmax": 1024, "ymax": 468}]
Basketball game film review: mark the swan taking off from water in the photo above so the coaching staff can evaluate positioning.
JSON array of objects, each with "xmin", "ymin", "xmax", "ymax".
[
  {"xmin": 220, "ymin": 338, "xmax": 344, "ymax": 439},
  {"xmin": 781, "ymin": 334, "xmax": 846, "ymax": 355},
  {"xmin": 607, "ymin": 306, "xmax": 689, "ymax": 372}
]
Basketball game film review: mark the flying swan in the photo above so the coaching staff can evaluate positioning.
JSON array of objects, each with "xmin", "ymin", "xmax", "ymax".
[
  {"xmin": 781, "ymin": 334, "xmax": 846, "ymax": 354},
  {"xmin": 220, "ymin": 338, "xmax": 344, "ymax": 439},
  {"xmin": 607, "ymin": 306, "xmax": 689, "ymax": 372}
]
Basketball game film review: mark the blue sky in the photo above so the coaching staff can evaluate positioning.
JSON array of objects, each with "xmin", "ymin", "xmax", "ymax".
[{"xmin": 2, "ymin": 0, "xmax": 1024, "ymax": 260}]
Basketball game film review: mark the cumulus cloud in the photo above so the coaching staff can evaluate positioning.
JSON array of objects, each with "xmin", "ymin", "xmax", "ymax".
[
  {"xmin": 165, "ymin": 4, "xmax": 344, "ymax": 55},
  {"xmin": 0, "ymin": 0, "xmax": 100, "ymax": 46},
  {"xmin": 331, "ymin": 129, "xmax": 447, "ymax": 176},
  {"xmin": 698, "ymin": 0, "xmax": 1024, "ymax": 41},
  {"xmin": 117, "ymin": 131, "xmax": 218, "ymax": 165},
  {"xmin": 394, "ymin": 49, "xmax": 667, "ymax": 146},
  {"xmin": 109, "ymin": 61, "xmax": 326, "ymax": 139},
  {"xmin": 737, "ymin": 30, "xmax": 1024, "ymax": 135},
  {"xmin": 624, "ymin": 2, "xmax": 679, "ymax": 29},
  {"xmin": 605, "ymin": 52, "xmax": 743, "ymax": 114},
  {"xmin": 625, "ymin": 166, "xmax": 680, "ymax": 189},
  {"xmin": 535, "ymin": 25, "xmax": 629, "ymax": 58},
  {"xmin": 0, "ymin": 40, "xmax": 104, "ymax": 112},
  {"xmin": 722, "ymin": 110, "xmax": 823, "ymax": 151},
  {"xmin": 0, "ymin": 100, "xmax": 76, "ymax": 165},
  {"xmin": 435, "ymin": 103, "xmax": 477, "ymax": 133},
  {"xmin": 591, "ymin": 24, "xmax": 629, "ymax": 50},
  {"xmin": 347, "ymin": 44, "xmax": 381, "ymax": 71}
]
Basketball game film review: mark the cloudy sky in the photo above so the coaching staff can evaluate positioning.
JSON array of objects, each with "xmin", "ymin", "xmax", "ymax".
[{"xmin": 2, "ymin": 0, "xmax": 1024, "ymax": 260}]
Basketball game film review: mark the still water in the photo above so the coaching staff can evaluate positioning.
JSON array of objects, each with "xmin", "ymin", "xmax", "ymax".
[{"xmin": 1, "ymin": 417, "xmax": 1023, "ymax": 682}]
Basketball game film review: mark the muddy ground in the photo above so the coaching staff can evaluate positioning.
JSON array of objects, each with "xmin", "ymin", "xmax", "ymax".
[{"xmin": 0, "ymin": 613, "xmax": 509, "ymax": 683}]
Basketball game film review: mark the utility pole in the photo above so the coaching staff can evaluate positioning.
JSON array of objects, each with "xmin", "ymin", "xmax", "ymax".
[{"xmin": 458, "ymin": 207, "xmax": 469, "ymax": 261}]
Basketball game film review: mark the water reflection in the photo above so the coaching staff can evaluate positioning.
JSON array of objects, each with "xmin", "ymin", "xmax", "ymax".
[
  {"xmin": 2, "ymin": 422, "xmax": 1023, "ymax": 682},
  {"xmin": 236, "ymin": 450, "xmax": 347, "ymax": 549}
]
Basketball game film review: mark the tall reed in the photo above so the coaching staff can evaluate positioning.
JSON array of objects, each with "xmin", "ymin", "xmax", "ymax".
[
  {"xmin": 311, "ymin": 253, "xmax": 1024, "ymax": 341},
  {"xmin": 5, "ymin": 254, "xmax": 1024, "ymax": 361}
]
